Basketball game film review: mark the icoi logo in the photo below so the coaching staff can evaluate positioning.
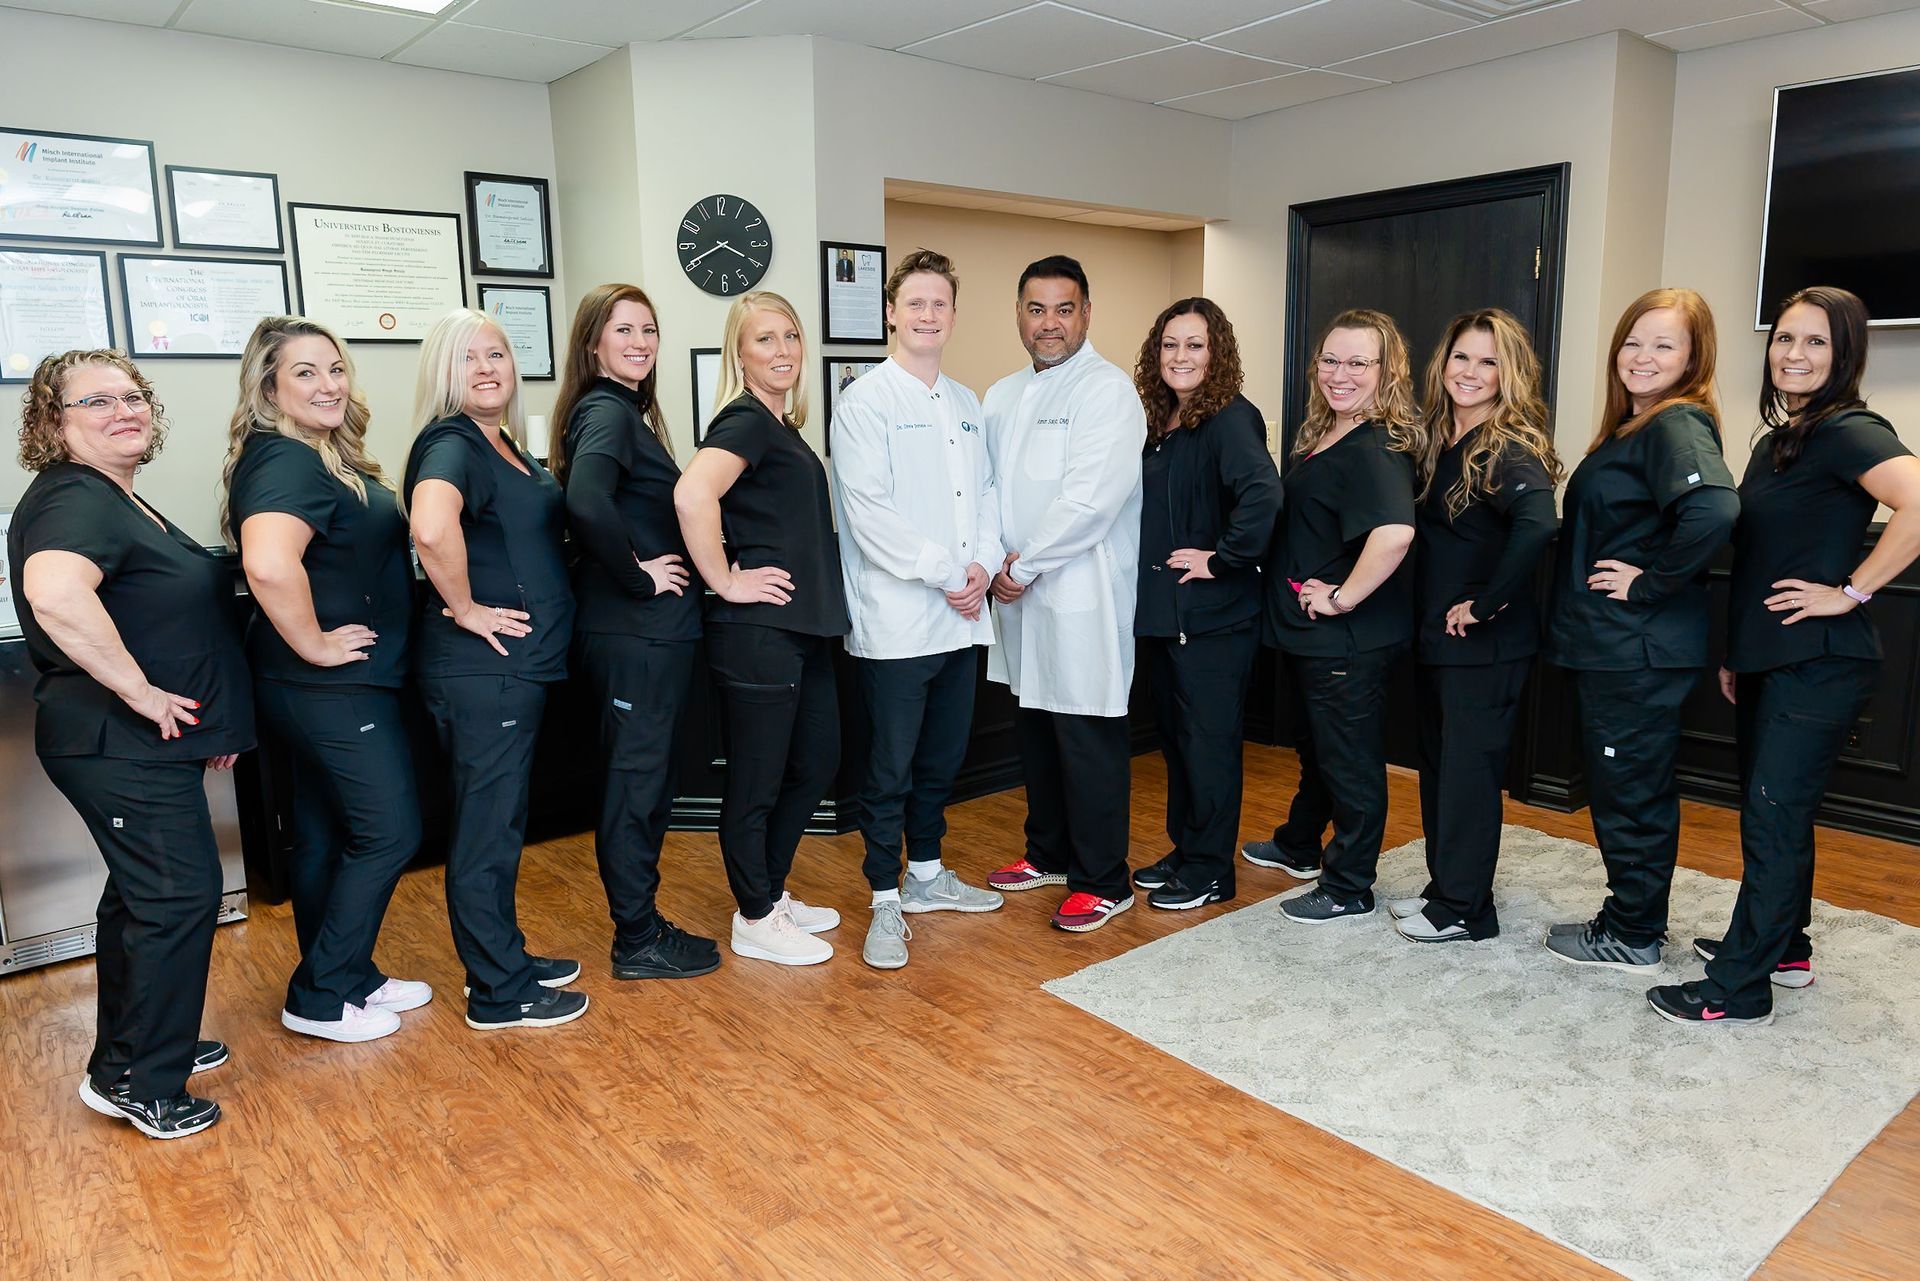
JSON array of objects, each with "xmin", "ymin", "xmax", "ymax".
[{"xmin": 15, "ymin": 141, "xmax": 37, "ymax": 162}]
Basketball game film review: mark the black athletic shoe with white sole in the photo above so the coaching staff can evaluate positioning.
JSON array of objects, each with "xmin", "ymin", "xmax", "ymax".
[
  {"xmin": 1131, "ymin": 853, "xmax": 1181, "ymax": 891},
  {"xmin": 1148, "ymin": 873, "xmax": 1233, "ymax": 911},
  {"xmin": 78, "ymin": 1077, "xmax": 221, "ymax": 1140},
  {"xmin": 529, "ymin": 955, "xmax": 582, "ymax": 988},
  {"xmin": 465, "ymin": 988, "xmax": 590, "ymax": 1030},
  {"xmin": 1280, "ymin": 887, "xmax": 1375, "ymax": 923},
  {"xmin": 612, "ymin": 920, "xmax": 721, "ymax": 980},
  {"xmin": 1240, "ymin": 839, "xmax": 1322, "ymax": 880},
  {"xmin": 1647, "ymin": 980, "xmax": 1774, "ymax": 1026}
]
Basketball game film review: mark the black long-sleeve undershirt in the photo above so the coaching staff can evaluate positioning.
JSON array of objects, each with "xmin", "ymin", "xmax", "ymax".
[{"xmin": 564, "ymin": 451, "xmax": 656, "ymax": 601}]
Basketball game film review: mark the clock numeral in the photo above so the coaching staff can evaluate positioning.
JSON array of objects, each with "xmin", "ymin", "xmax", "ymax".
[
  {"xmin": 715, "ymin": 196, "xmax": 728, "ymax": 217},
  {"xmin": 721, "ymin": 275, "xmax": 730, "ymax": 293},
  {"xmin": 697, "ymin": 202, "xmax": 709, "ymax": 221},
  {"xmin": 747, "ymin": 258, "xmax": 763, "ymax": 269},
  {"xmin": 748, "ymin": 239, "xmax": 769, "ymax": 249},
  {"xmin": 736, "ymin": 270, "xmax": 749, "ymax": 287},
  {"xmin": 682, "ymin": 220, "xmax": 699, "ymax": 235},
  {"xmin": 704, "ymin": 270, "xmax": 714, "ymax": 285},
  {"xmin": 679, "ymin": 241, "xmax": 696, "ymax": 251},
  {"xmin": 743, "ymin": 219, "xmax": 762, "ymax": 231}
]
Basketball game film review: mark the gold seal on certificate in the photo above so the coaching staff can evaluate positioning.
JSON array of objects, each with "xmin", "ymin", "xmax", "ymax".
[{"xmin": 288, "ymin": 203, "xmax": 466, "ymax": 343}]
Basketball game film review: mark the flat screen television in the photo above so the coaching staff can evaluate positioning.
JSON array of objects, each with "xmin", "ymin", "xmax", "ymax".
[{"xmin": 1757, "ymin": 63, "xmax": 1920, "ymax": 329}]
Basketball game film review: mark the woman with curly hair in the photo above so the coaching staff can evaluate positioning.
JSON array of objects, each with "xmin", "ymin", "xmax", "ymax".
[
  {"xmin": 1393, "ymin": 309, "xmax": 1562, "ymax": 944},
  {"xmin": 1127, "ymin": 298, "xmax": 1280, "ymax": 910},
  {"xmin": 8, "ymin": 350, "xmax": 252, "ymax": 1138},
  {"xmin": 1243, "ymin": 308, "xmax": 1421, "ymax": 925}
]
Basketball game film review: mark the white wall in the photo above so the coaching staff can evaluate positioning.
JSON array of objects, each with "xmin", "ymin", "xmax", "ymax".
[{"xmin": 0, "ymin": 8, "xmax": 561, "ymax": 542}]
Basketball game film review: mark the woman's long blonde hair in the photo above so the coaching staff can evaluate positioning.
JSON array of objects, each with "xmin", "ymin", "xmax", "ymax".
[
  {"xmin": 1417, "ymin": 308, "xmax": 1564, "ymax": 518},
  {"xmin": 413, "ymin": 308, "xmax": 526, "ymax": 440},
  {"xmin": 1293, "ymin": 308, "xmax": 1420, "ymax": 459},
  {"xmin": 218, "ymin": 316, "xmax": 389, "ymax": 544},
  {"xmin": 713, "ymin": 291, "xmax": 810, "ymax": 429},
  {"xmin": 1593, "ymin": 287, "xmax": 1720, "ymax": 451}
]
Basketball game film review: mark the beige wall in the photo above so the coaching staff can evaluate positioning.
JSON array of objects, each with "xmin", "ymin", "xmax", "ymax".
[{"xmin": 0, "ymin": 8, "xmax": 561, "ymax": 543}]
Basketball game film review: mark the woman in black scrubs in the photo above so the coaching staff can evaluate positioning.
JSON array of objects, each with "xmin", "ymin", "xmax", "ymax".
[
  {"xmin": 221, "ymin": 316, "xmax": 426, "ymax": 1043},
  {"xmin": 1127, "ymin": 298, "xmax": 1281, "ymax": 910},
  {"xmin": 674, "ymin": 291, "xmax": 850, "ymax": 967},
  {"xmin": 550, "ymin": 284, "xmax": 718, "ymax": 980},
  {"xmin": 9, "ymin": 350, "xmax": 251, "ymax": 1139},
  {"xmin": 1650, "ymin": 287, "xmax": 1920, "ymax": 1024},
  {"xmin": 1396, "ymin": 309, "xmax": 1561, "ymax": 943},
  {"xmin": 1243, "ymin": 308, "xmax": 1420, "ymax": 925},
  {"xmin": 404, "ymin": 308, "xmax": 584, "ymax": 1030},
  {"xmin": 1545, "ymin": 288, "xmax": 1738, "ymax": 972}
]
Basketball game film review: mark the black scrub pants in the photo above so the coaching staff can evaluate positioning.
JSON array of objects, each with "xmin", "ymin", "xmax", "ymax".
[
  {"xmin": 1571, "ymin": 666, "xmax": 1699, "ymax": 947},
  {"xmin": 574, "ymin": 634, "xmax": 695, "ymax": 947},
  {"xmin": 1143, "ymin": 627, "xmax": 1257, "ymax": 888},
  {"xmin": 706, "ymin": 623, "xmax": 840, "ymax": 921},
  {"xmin": 41, "ymin": 755, "xmax": 221, "ymax": 1102},
  {"xmin": 418, "ymin": 673, "xmax": 549, "ymax": 1017},
  {"xmin": 853, "ymin": 646, "xmax": 976, "ymax": 892},
  {"xmin": 256, "ymin": 680, "xmax": 421, "ymax": 1022},
  {"xmin": 1413, "ymin": 658, "xmax": 1533, "ymax": 937},
  {"xmin": 1016, "ymin": 706, "xmax": 1132, "ymax": 901},
  {"xmin": 1703, "ymin": 656, "xmax": 1877, "ymax": 1014},
  {"xmin": 1271, "ymin": 646, "xmax": 1400, "ymax": 901}
]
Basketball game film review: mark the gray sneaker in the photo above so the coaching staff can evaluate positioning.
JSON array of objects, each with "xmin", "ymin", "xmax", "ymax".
[
  {"xmin": 1544, "ymin": 923, "xmax": 1661, "ymax": 972},
  {"xmin": 1546, "ymin": 915, "xmax": 1604, "ymax": 939},
  {"xmin": 901, "ymin": 868, "xmax": 1005, "ymax": 914},
  {"xmin": 863, "ymin": 902, "xmax": 912, "ymax": 970}
]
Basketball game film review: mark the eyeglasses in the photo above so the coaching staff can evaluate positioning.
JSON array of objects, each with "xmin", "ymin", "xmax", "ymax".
[
  {"xmin": 1316, "ymin": 356, "xmax": 1380, "ymax": 375},
  {"xmin": 64, "ymin": 391, "xmax": 155, "ymax": 417}
]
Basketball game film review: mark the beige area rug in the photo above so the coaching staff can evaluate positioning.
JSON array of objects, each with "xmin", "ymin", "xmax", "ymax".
[{"xmin": 1043, "ymin": 827, "xmax": 1920, "ymax": 1281}]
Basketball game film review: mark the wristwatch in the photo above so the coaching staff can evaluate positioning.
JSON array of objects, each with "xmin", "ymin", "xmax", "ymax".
[{"xmin": 1842, "ymin": 581, "xmax": 1873, "ymax": 605}]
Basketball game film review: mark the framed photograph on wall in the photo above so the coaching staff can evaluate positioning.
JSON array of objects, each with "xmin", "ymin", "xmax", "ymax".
[
  {"xmin": 690, "ymin": 346, "xmax": 723, "ymax": 444},
  {"xmin": 819, "ymin": 240, "xmax": 886, "ymax": 344},
  {"xmin": 118, "ymin": 254, "xmax": 290, "ymax": 358},
  {"xmin": 822, "ymin": 357, "xmax": 882, "ymax": 455},
  {"xmin": 477, "ymin": 282, "xmax": 554, "ymax": 381},
  {"xmin": 466, "ymin": 172, "xmax": 553, "ymax": 278},
  {"xmin": 166, "ymin": 166, "xmax": 283, "ymax": 253},
  {"xmin": 0, "ymin": 249, "xmax": 113, "ymax": 382},
  {"xmin": 0, "ymin": 126, "xmax": 161, "ymax": 246},
  {"xmin": 287, "ymin": 202, "xmax": 465, "ymax": 343}
]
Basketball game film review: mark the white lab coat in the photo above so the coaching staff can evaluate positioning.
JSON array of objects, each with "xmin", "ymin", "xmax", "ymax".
[
  {"xmin": 831, "ymin": 358, "xmax": 1001, "ymax": 660},
  {"xmin": 984, "ymin": 342, "xmax": 1145, "ymax": 717}
]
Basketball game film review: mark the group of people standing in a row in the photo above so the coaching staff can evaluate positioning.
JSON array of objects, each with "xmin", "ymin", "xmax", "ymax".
[{"xmin": 7, "ymin": 241, "xmax": 1914, "ymax": 1141}]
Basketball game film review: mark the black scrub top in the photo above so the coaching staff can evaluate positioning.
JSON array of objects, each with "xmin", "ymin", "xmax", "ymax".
[
  {"xmin": 563, "ymin": 377, "xmax": 702, "ymax": 642},
  {"xmin": 7, "ymin": 462, "xmax": 254, "ymax": 760},
  {"xmin": 227, "ymin": 432, "xmax": 413, "ymax": 689},
  {"xmin": 1726, "ymin": 408, "xmax": 1910, "ymax": 673},
  {"xmin": 1264, "ymin": 421, "xmax": 1415, "ymax": 657},
  {"xmin": 1547, "ymin": 404, "xmax": 1735, "ymax": 671},
  {"xmin": 403, "ymin": 414, "xmax": 574, "ymax": 682},
  {"xmin": 1415, "ymin": 431, "xmax": 1556, "ymax": 665},
  {"xmin": 700, "ymin": 393, "xmax": 850, "ymax": 638},
  {"xmin": 1136, "ymin": 395, "xmax": 1282, "ymax": 640}
]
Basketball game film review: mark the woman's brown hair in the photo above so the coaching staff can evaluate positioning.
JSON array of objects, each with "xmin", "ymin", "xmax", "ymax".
[
  {"xmin": 17, "ymin": 349, "xmax": 168, "ymax": 472},
  {"xmin": 1133, "ymin": 297, "xmax": 1245, "ymax": 445},
  {"xmin": 1593, "ymin": 287, "xmax": 1720, "ymax": 451},
  {"xmin": 1417, "ymin": 308, "xmax": 1564, "ymax": 518},
  {"xmin": 1293, "ymin": 308, "xmax": 1420, "ymax": 459},
  {"xmin": 1758, "ymin": 285, "xmax": 1870, "ymax": 472},
  {"xmin": 549, "ymin": 283, "xmax": 670, "ymax": 485}
]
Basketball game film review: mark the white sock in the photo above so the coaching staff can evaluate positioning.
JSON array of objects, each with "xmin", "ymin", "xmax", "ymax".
[
  {"xmin": 907, "ymin": 860, "xmax": 943, "ymax": 882},
  {"xmin": 872, "ymin": 888, "xmax": 902, "ymax": 906}
]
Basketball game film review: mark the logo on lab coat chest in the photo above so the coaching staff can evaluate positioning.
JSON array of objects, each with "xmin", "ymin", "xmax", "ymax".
[{"xmin": 960, "ymin": 420, "xmax": 978, "ymax": 433}]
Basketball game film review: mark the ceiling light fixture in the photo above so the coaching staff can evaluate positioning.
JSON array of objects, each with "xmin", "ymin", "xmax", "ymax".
[{"xmin": 346, "ymin": 0, "xmax": 462, "ymax": 15}]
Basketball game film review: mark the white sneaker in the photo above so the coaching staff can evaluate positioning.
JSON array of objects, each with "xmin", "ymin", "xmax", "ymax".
[
  {"xmin": 775, "ymin": 892, "xmax": 840, "ymax": 934},
  {"xmin": 281, "ymin": 1003, "xmax": 402, "ymax": 1043},
  {"xmin": 732, "ymin": 907, "xmax": 833, "ymax": 966},
  {"xmin": 362, "ymin": 977, "xmax": 434, "ymax": 1013},
  {"xmin": 1387, "ymin": 897, "xmax": 1427, "ymax": 920}
]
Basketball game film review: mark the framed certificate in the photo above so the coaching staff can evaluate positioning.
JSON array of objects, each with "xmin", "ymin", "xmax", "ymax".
[
  {"xmin": 287, "ymin": 203, "xmax": 465, "ymax": 343},
  {"xmin": 0, "ymin": 127, "xmax": 161, "ymax": 247},
  {"xmin": 820, "ymin": 240, "xmax": 887, "ymax": 344},
  {"xmin": 822, "ymin": 357, "xmax": 882, "ymax": 456},
  {"xmin": 118, "ymin": 255, "xmax": 290, "ymax": 359},
  {"xmin": 465, "ymin": 172, "xmax": 553, "ymax": 278},
  {"xmin": 0, "ymin": 249, "xmax": 113, "ymax": 383},
  {"xmin": 166, "ymin": 166, "xmax": 283, "ymax": 253},
  {"xmin": 477, "ymin": 283, "xmax": 554, "ymax": 382},
  {"xmin": 690, "ymin": 346, "xmax": 723, "ymax": 445}
]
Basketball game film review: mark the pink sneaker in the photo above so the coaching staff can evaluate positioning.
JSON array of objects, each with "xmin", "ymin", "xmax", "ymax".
[{"xmin": 987, "ymin": 859, "xmax": 1068, "ymax": 891}]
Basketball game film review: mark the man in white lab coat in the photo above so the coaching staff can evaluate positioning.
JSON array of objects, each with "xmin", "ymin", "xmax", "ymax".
[
  {"xmin": 832, "ymin": 249, "xmax": 1007, "ymax": 971},
  {"xmin": 982, "ymin": 255, "xmax": 1146, "ymax": 933}
]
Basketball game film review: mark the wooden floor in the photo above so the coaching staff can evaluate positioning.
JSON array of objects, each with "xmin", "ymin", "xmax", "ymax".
[{"xmin": 3, "ymin": 743, "xmax": 1917, "ymax": 1279}]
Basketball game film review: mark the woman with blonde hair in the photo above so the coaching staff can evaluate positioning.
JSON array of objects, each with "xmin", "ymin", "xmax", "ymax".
[
  {"xmin": 221, "ymin": 316, "xmax": 427, "ymax": 1042},
  {"xmin": 1392, "ymin": 308, "xmax": 1562, "ymax": 944},
  {"xmin": 1245, "ymin": 308, "xmax": 1420, "ymax": 925},
  {"xmin": 403, "ymin": 308, "xmax": 584, "ymax": 1029},
  {"xmin": 674, "ymin": 291, "xmax": 849, "ymax": 966},
  {"xmin": 1545, "ymin": 287, "xmax": 1738, "ymax": 972}
]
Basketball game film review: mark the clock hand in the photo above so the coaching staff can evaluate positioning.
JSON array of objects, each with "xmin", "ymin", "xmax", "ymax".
[
  {"xmin": 714, "ymin": 240, "xmax": 748, "ymax": 260},
  {"xmin": 684, "ymin": 243, "xmax": 728, "ymax": 268}
]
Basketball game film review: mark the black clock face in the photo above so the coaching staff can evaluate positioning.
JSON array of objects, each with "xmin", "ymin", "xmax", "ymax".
[{"xmin": 677, "ymin": 194, "xmax": 772, "ymax": 297}]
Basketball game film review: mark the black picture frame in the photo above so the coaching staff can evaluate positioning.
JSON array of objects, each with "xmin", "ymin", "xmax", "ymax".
[
  {"xmin": 0, "ymin": 248, "xmax": 113, "ymax": 382},
  {"xmin": 0, "ymin": 126, "xmax": 162, "ymax": 247},
  {"xmin": 821, "ymin": 357, "xmax": 883, "ymax": 456},
  {"xmin": 690, "ymin": 346, "xmax": 723, "ymax": 445},
  {"xmin": 117, "ymin": 253, "xmax": 290, "ymax": 360},
  {"xmin": 164, "ymin": 165, "xmax": 284, "ymax": 253},
  {"xmin": 287, "ymin": 201, "xmax": 466, "ymax": 345},
  {"xmin": 476, "ymin": 282, "xmax": 555, "ymax": 382},
  {"xmin": 819, "ymin": 240, "xmax": 888, "ymax": 345},
  {"xmin": 465, "ymin": 171, "xmax": 554, "ymax": 279}
]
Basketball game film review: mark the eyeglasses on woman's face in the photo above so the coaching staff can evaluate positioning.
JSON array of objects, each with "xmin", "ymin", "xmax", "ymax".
[
  {"xmin": 1315, "ymin": 356, "xmax": 1379, "ymax": 375},
  {"xmin": 64, "ymin": 391, "xmax": 155, "ymax": 417}
]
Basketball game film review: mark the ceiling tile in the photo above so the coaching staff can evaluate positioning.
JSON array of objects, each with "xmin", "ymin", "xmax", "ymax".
[
  {"xmin": 1802, "ymin": 0, "xmax": 1920, "ymax": 18},
  {"xmin": 0, "ymin": 0, "xmax": 179, "ymax": 24},
  {"xmin": 683, "ymin": 0, "xmax": 1031, "ymax": 48},
  {"xmin": 391, "ymin": 20, "xmax": 615, "ymax": 81},
  {"xmin": 1159, "ymin": 66, "xmax": 1380, "ymax": 117},
  {"xmin": 1046, "ymin": 41, "xmax": 1298, "ymax": 102},
  {"xmin": 173, "ymin": 0, "xmax": 432, "ymax": 59},
  {"xmin": 900, "ymin": 2, "xmax": 1180, "ymax": 80},
  {"xmin": 455, "ymin": 0, "xmax": 749, "ymax": 44},
  {"xmin": 1210, "ymin": 0, "xmax": 1476, "ymax": 67},
  {"xmin": 1648, "ymin": 6, "xmax": 1819, "ymax": 52},
  {"xmin": 1053, "ymin": 0, "xmax": 1318, "ymax": 40}
]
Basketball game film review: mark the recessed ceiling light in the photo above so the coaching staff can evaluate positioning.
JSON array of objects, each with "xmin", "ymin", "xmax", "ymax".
[{"xmin": 348, "ymin": 0, "xmax": 461, "ymax": 15}]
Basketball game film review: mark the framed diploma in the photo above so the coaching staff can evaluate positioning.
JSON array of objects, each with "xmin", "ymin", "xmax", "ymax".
[
  {"xmin": 287, "ymin": 203, "xmax": 465, "ymax": 343},
  {"xmin": 819, "ymin": 240, "xmax": 887, "ymax": 345},
  {"xmin": 166, "ymin": 166, "xmax": 283, "ymax": 253},
  {"xmin": 465, "ymin": 172, "xmax": 553, "ymax": 278},
  {"xmin": 822, "ymin": 357, "xmax": 882, "ymax": 456},
  {"xmin": 690, "ymin": 346, "xmax": 723, "ymax": 445},
  {"xmin": 477, "ymin": 283, "xmax": 554, "ymax": 382},
  {"xmin": 118, "ymin": 255, "xmax": 290, "ymax": 359},
  {"xmin": 0, "ymin": 249, "xmax": 112, "ymax": 383},
  {"xmin": 0, "ymin": 127, "xmax": 161, "ymax": 247}
]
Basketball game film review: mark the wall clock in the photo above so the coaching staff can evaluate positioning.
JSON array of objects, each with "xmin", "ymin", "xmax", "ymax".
[{"xmin": 676, "ymin": 194, "xmax": 772, "ymax": 297}]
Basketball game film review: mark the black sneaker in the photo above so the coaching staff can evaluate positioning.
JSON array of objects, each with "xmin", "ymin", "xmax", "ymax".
[
  {"xmin": 1280, "ymin": 886, "xmax": 1374, "ymax": 923},
  {"xmin": 1132, "ymin": 853, "xmax": 1181, "ymax": 891},
  {"xmin": 1148, "ymin": 873, "xmax": 1233, "ymax": 911},
  {"xmin": 528, "ymin": 955, "xmax": 582, "ymax": 988},
  {"xmin": 189, "ymin": 1039, "xmax": 230, "ymax": 1074},
  {"xmin": 1647, "ymin": 980, "xmax": 1774, "ymax": 1026},
  {"xmin": 1241, "ymin": 839, "xmax": 1322, "ymax": 880},
  {"xmin": 1691, "ymin": 937, "xmax": 1814, "ymax": 989},
  {"xmin": 465, "ymin": 988, "xmax": 590, "ymax": 1031},
  {"xmin": 108, "ymin": 1090, "xmax": 221, "ymax": 1140},
  {"xmin": 613, "ymin": 920, "xmax": 721, "ymax": 980}
]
